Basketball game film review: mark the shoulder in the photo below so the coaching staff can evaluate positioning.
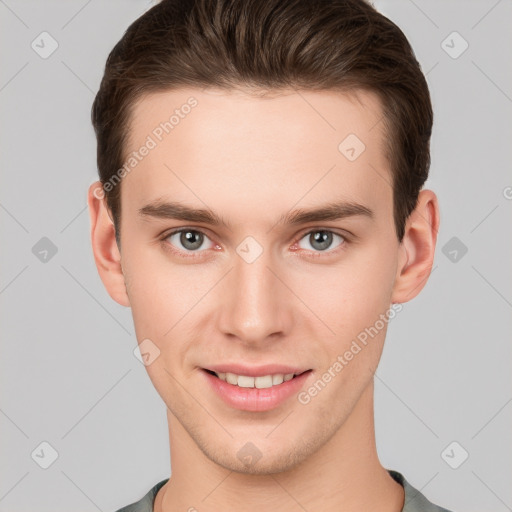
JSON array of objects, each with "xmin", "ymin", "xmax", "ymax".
[
  {"xmin": 113, "ymin": 473, "xmax": 457, "ymax": 512},
  {"xmin": 112, "ymin": 478, "xmax": 169, "ymax": 512},
  {"xmin": 389, "ymin": 470, "xmax": 455, "ymax": 512}
]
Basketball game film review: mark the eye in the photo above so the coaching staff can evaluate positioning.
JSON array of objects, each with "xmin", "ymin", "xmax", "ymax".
[
  {"xmin": 163, "ymin": 229, "xmax": 216, "ymax": 254},
  {"xmin": 160, "ymin": 227, "xmax": 348, "ymax": 259},
  {"xmin": 296, "ymin": 229, "xmax": 346, "ymax": 253}
]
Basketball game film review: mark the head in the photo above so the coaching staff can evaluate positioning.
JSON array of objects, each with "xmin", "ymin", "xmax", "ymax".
[{"xmin": 88, "ymin": 0, "xmax": 439, "ymax": 475}]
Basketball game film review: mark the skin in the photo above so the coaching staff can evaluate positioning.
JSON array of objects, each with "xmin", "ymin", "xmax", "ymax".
[{"xmin": 88, "ymin": 87, "xmax": 440, "ymax": 512}]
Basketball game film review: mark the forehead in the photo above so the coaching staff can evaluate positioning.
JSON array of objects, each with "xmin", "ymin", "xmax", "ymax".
[{"xmin": 121, "ymin": 87, "xmax": 392, "ymax": 228}]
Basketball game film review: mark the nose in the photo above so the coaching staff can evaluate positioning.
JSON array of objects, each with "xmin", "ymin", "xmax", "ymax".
[{"xmin": 216, "ymin": 248, "xmax": 293, "ymax": 347}]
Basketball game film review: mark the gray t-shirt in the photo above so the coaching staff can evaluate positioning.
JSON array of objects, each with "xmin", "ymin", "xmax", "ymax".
[{"xmin": 114, "ymin": 470, "xmax": 454, "ymax": 511}]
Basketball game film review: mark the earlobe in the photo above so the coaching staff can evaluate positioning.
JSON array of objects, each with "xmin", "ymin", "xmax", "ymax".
[
  {"xmin": 87, "ymin": 181, "xmax": 130, "ymax": 307},
  {"xmin": 391, "ymin": 189, "xmax": 440, "ymax": 304}
]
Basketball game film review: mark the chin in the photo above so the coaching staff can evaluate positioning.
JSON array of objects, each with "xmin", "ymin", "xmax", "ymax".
[{"xmin": 197, "ymin": 433, "xmax": 326, "ymax": 476}]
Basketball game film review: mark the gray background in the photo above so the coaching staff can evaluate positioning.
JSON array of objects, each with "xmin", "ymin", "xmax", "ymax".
[{"xmin": 1, "ymin": 0, "xmax": 511, "ymax": 511}]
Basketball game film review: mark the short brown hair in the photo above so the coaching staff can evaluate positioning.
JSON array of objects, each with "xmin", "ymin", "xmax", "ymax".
[{"xmin": 91, "ymin": 0, "xmax": 433, "ymax": 245}]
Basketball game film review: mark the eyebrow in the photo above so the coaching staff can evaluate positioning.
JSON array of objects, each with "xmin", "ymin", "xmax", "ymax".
[{"xmin": 138, "ymin": 199, "xmax": 374, "ymax": 227}]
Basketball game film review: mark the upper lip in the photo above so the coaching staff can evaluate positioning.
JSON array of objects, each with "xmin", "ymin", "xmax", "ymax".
[{"xmin": 204, "ymin": 364, "xmax": 310, "ymax": 377}]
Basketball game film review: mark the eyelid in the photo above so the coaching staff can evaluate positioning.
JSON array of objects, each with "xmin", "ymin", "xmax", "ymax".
[
  {"xmin": 160, "ymin": 227, "xmax": 218, "ymax": 256},
  {"xmin": 292, "ymin": 227, "xmax": 350, "ymax": 254},
  {"xmin": 296, "ymin": 227, "xmax": 352, "ymax": 242}
]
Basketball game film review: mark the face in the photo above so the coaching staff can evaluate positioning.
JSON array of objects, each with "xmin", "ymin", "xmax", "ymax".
[{"xmin": 110, "ymin": 87, "xmax": 405, "ymax": 474}]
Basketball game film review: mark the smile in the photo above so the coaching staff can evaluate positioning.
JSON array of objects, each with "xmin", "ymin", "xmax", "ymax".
[
  {"xmin": 202, "ymin": 368, "xmax": 312, "ymax": 411},
  {"xmin": 208, "ymin": 370, "xmax": 300, "ymax": 388}
]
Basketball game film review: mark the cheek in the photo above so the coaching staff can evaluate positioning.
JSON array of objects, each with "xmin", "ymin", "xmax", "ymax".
[
  {"xmin": 122, "ymin": 246, "xmax": 215, "ymax": 340},
  {"xmin": 292, "ymin": 252, "xmax": 395, "ymax": 335},
  {"xmin": 123, "ymin": 232, "xmax": 397, "ymax": 349}
]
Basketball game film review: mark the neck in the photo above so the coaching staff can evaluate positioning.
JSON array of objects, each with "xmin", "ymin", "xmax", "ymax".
[{"xmin": 155, "ymin": 380, "xmax": 404, "ymax": 512}]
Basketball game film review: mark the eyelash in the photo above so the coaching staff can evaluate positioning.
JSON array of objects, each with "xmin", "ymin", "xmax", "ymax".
[{"xmin": 159, "ymin": 227, "xmax": 351, "ymax": 260}]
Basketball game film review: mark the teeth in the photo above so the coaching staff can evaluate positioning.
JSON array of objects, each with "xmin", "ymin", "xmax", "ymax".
[
  {"xmin": 237, "ymin": 375, "xmax": 255, "ymax": 388},
  {"xmin": 226, "ymin": 372, "xmax": 238, "ymax": 385},
  {"xmin": 272, "ymin": 374, "xmax": 284, "ymax": 385},
  {"xmin": 215, "ymin": 372, "xmax": 297, "ymax": 388}
]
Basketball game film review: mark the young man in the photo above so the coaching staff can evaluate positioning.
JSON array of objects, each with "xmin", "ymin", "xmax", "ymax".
[{"xmin": 87, "ymin": 0, "xmax": 453, "ymax": 510}]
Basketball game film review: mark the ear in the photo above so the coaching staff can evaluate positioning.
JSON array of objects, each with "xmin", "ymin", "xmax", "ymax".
[
  {"xmin": 391, "ymin": 189, "xmax": 440, "ymax": 304},
  {"xmin": 87, "ymin": 181, "xmax": 130, "ymax": 307}
]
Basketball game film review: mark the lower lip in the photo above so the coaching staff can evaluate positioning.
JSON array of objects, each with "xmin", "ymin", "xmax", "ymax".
[{"xmin": 202, "ymin": 369, "xmax": 312, "ymax": 412}]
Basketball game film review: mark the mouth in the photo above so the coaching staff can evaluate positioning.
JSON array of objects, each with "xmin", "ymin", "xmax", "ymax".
[
  {"xmin": 201, "ymin": 367, "xmax": 313, "ymax": 412},
  {"xmin": 203, "ymin": 369, "xmax": 311, "ymax": 389}
]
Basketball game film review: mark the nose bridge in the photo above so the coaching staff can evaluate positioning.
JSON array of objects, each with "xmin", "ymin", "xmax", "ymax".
[{"xmin": 218, "ymin": 244, "xmax": 291, "ymax": 344}]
